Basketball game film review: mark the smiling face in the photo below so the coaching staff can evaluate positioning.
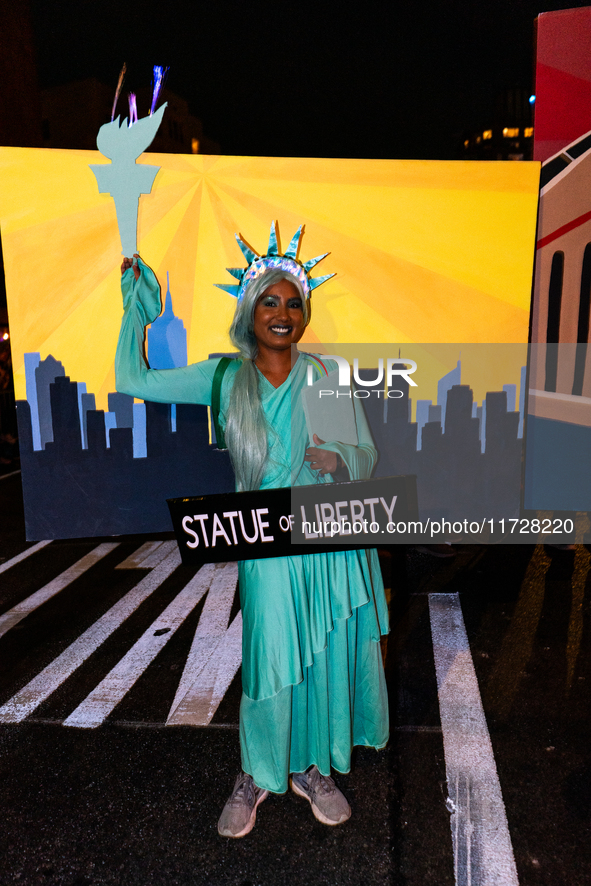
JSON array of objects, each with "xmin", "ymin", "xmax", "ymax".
[{"xmin": 252, "ymin": 278, "xmax": 306, "ymax": 353}]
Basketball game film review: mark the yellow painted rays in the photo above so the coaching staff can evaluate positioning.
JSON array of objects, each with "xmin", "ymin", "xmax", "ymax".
[{"xmin": 0, "ymin": 148, "xmax": 540, "ymax": 409}]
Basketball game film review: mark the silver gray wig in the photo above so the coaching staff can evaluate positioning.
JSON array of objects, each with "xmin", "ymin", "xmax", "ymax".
[{"xmin": 225, "ymin": 268, "xmax": 308, "ymax": 491}]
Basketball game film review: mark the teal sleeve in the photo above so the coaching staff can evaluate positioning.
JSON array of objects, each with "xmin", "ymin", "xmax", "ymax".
[
  {"xmin": 308, "ymin": 359, "xmax": 377, "ymax": 481},
  {"xmin": 315, "ymin": 395, "xmax": 377, "ymax": 481},
  {"xmin": 115, "ymin": 259, "xmax": 218, "ymax": 406}
]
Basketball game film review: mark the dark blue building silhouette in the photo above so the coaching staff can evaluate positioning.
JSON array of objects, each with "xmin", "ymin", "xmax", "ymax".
[{"xmin": 17, "ymin": 306, "xmax": 526, "ymax": 537}]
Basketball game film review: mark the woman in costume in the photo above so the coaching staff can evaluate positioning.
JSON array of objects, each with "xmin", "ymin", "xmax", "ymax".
[{"xmin": 116, "ymin": 222, "xmax": 389, "ymax": 838}]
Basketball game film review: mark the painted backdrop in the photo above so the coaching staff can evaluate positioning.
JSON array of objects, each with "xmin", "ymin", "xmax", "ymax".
[{"xmin": 0, "ymin": 149, "xmax": 540, "ymax": 537}]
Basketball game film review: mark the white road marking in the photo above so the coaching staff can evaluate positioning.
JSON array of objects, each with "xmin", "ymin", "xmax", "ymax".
[
  {"xmin": 168, "ymin": 611, "xmax": 243, "ymax": 726},
  {"xmin": 0, "ymin": 548, "xmax": 181, "ymax": 723},
  {"xmin": 137, "ymin": 540, "xmax": 178, "ymax": 569},
  {"xmin": 167, "ymin": 562, "xmax": 239, "ymax": 722},
  {"xmin": 115, "ymin": 541, "xmax": 177, "ymax": 570},
  {"xmin": 429, "ymin": 593, "xmax": 519, "ymax": 886},
  {"xmin": 115, "ymin": 541, "xmax": 163, "ymax": 569},
  {"xmin": 63, "ymin": 561, "xmax": 220, "ymax": 728},
  {"xmin": 0, "ymin": 543, "xmax": 119, "ymax": 639},
  {"xmin": 0, "ymin": 540, "xmax": 53, "ymax": 576}
]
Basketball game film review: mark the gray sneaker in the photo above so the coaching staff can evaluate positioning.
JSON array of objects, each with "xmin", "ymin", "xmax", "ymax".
[
  {"xmin": 290, "ymin": 766, "xmax": 351, "ymax": 825},
  {"xmin": 217, "ymin": 772, "xmax": 269, "ymax": 838}
]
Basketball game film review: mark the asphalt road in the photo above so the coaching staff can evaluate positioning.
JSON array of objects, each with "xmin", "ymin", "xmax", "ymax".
[{"xmin": 1, "ymin": 471, "xmax": 590, "ymax": 885}]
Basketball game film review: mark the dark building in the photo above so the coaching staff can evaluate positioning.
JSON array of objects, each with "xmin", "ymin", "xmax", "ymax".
[
  {"xmin": 108, "ymin": 392, "xmax": 134, "ymax": 430},
  {"xmin": 16, "ymin": 347, "xmax": 524, "ymax": 537},
  {"xmin": 459, "ymin": 88, "xmax": 534, "ymax": 161},
  {"xmin": 47, "ymin": 376, "xmax": 82, "ymax": 457}
]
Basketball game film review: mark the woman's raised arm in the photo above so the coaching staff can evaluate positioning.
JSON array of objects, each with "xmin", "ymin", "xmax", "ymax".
[{"xmin": 115, "ymin": 256, "xmax": 218, "ymax": 406}]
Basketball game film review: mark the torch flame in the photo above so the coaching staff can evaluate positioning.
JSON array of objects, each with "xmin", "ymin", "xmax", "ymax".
[{"xmin": 111, "ymin": 63, "xmax": 127, "ymax": 122}]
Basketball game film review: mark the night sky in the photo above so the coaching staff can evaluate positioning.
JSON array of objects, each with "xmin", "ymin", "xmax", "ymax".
[{"xmin": 27, "ymin": 0, "xmax": 591, "ymax": 159}]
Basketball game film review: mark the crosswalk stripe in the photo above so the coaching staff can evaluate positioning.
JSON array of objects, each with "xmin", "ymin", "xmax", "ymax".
[
  {"xmin": 0, "ymin": 548, "xmax": 181, "ymax": 723},
  {"xmin": 0, "ymin": 540, "xmax": 53, "ymax": 576},
  {"xmin": 0, "ymin": 543, "xmax": 119, "ymax": 639},
  {"xmin": 115, "ymin": 541, "xmax": 177, "ymax": 570},
  {"xmin": 168, "ymin": 612, "xmax": 243, "ymax": 726},
  {"xmin": 136, "ymin": 540, "xmax": 178, "ymax": 569},
  {"xmin": 63, "ymin": 561, "xmax": 221, "ymax": 729},
  {"xmin": 429, "ymin": 593, "xmax": 519, "ymax": 886},
  {"xmin": 167, "ymin": 562, "xmax": 239, "ymax": 722}
]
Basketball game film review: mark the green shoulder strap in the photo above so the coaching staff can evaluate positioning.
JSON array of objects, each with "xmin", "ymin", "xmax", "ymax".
[{"xmin": 211, "ymin": 357, "xmax": 232, "ymax": 450}]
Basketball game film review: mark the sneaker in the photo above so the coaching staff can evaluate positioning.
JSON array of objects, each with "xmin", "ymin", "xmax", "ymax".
[
  {"xmin": 217, "ymin": 772, "xmax": 269, "ymax": 838},
  {"xmin": 290, "ymin": 766, "xmax": 351, "ymax": 825}
]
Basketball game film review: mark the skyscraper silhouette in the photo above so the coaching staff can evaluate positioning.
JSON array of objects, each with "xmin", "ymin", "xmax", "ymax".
[
  {"xmin": 24, "ymin": 353, "xmax": 41, "ymax": 450},
  {"xmin": 80, "ymin": 392, "xmax": 96, "ymax": 449},
  {"xmin": 35, "ymin": 355, "xmax": 65, "ymax": 449},
  {"xmin": 108, "ymin": 392, "xmax": 134, "ymax": 429},
  {"xmin": 17, "ymin": 334, "xmax": 525, "ymax": 538},
  {"xmin": 147, "ymin": 273, "xmax": 188, "ymax": 370},
  {"xmin": 438, "ymin": 359, "xmax": 461, "ymax": 430},
  {"xmin": 47, "ymin": 376, "xmax": 82, "ymax": 458}
]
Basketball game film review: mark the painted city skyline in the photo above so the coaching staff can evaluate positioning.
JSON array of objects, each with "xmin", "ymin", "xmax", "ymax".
[{"xmin": 22, "ymin": 278, "xmax": 526, "ymax": 465}]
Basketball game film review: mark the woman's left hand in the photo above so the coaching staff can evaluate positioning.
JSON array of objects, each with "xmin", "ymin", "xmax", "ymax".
[
  {"xmin": 121, "ymin": 254, "xmax": 141, "ymax": 281},
  {"xmin": 305, "ymin": 434, "xmax": 339, "ymax": 476}
]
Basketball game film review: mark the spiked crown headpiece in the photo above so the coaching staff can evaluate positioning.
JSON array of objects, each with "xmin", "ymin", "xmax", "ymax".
[{"xmin": 215, "ymin": 220, "xmax": 334, "ymax": 301}]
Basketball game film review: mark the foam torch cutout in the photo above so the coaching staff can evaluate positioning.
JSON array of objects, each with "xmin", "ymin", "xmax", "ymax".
[{"xmin": 89, "ymin": 103, "xmax": 167, "ymax": 257}]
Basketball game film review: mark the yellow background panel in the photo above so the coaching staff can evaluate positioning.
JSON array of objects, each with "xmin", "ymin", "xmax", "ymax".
[{"xmin": 0, "ymin": 149, "xmax": 539, "ymax": 409}]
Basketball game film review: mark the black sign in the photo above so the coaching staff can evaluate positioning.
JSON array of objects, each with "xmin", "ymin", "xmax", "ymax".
[{"xmin": 167, "ymin": 475, "xmax": 418, "ymax": 565}]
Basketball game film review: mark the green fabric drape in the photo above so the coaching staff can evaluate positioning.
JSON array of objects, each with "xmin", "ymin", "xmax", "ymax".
[{"xmin": 116, "ymin": 262, "xmax": 389, "ymax": 792}]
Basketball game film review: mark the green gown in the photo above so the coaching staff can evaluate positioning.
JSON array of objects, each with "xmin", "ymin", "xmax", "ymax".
[{"xmin": 116, "ymin": 260, "xmax": 389, "ymax": 793}]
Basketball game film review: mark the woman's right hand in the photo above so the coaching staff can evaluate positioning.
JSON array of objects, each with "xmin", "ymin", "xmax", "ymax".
[{"xmin": 121, "ymin": 254, "xmax": 141, "ymax": 281}]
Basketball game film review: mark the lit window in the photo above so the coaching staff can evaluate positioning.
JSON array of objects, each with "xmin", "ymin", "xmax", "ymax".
[
  {"xmin": 503, "ymin": 127, "xmax": 519, "ymax": 138},
  {"xmin": 191, "ymin": 138, "xmax": 200, "ymax": 154},
  {"xmin": 464, "ymin": 139, "xmax": 469, "ymax": 148},
  {"xmin": 476, "ymin": 136, "xmax": 481, "ymax": 144},
  {"xmin": 524, "ymin": 127, "xmax": 533, "ymax": 138},
  {"xmin": 483, "ymin": 130, "xmax": 492, "ymax": 140}
]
